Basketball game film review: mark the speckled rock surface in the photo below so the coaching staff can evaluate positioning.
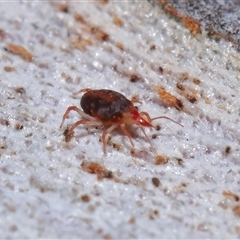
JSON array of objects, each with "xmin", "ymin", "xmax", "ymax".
[
  {"xmin": 1, "ymin": 1, "xmax": 240, "ymax": 238},
  {"xmin": 160, "ymin": 0, "xmax": 240, "ymax": 48}
]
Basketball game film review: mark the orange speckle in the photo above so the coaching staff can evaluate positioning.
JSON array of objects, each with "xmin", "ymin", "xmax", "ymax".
[
  {"xmin": 155, "ymin": 154, "xmax": 169, "ymax": 165},
  {"xmin": 7, "ymin": 43, "xmax": 32, "ymax": 61},
  {"xmin": 113, "ymin": 17, "xmax": 123, "ymax": 27},
  {"xmin": 183, "ymin": 16, "xmax": 201, "ymax": 36},
  {"xmin": 152, "ymin": 85, "xmax": 183, "ymax": 111},
  {"xmin": 223, "ymin": 190, "xmax": 239, "ymax": 202}
]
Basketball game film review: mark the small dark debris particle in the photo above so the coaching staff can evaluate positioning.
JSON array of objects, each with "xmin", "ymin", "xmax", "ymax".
[
  {"xmin": 181, "ymin": 182, "xmax": 187, "ymax": 187},
  {"xmin": 158, "ymin": 66, "xmax": 163, "ymax": 74},
  {"xmin": 176, "ymin": 82, "xmax": 185, "ymax": 91},
  {"xmin": 149, "ymin": 209, "xmax": 159, "ymax": 220},
  {"xmin": 152, "ymin": 134, "xmax": 158, "ymax": 139},
  {"xmin": 112, "ymin": 143, "xmax": 120, "ymax": 150},
  {"xmin": 15, "ymin": 123, "xmax": 23, "ymax": 130},
  {"xmin": 15, "ymin": 87, "xmax": 26, "ymax": 95},
  {"xmin": 225, "ymin": 146, "xmax": 231, "ymax": 154},
  {"xmin": 193, "ymin": 78, "xmax": 201, "ymax": 85},
  {"xmin": 103, "ymin": 171, "xmax": 113, "ymax": 178},
  {"xmin": 152, "ymin": 177, "xmax": 160, "ymax": 187},
  {"xmin": 81, "ymin": 194, "xmax": 90, "ymax": 202},
  {"xmin": 176, "ymin": 158, "xmax": 184, "ymax": 166},
  {"xmin": 176, "ymin": 99, "xmax": 184, "ymax": 110},
  {"xmin": 58, "ymin": 4, "xmax": 69, "ymax": 12},
  {"xmin": 91, "ymin": 27, "xmax": 109, "ymax": 41},
  {"xmin": 155, "ymin": 125, "xmax": 161, "ymax": 131},
  {"xmin": 150, "ymin": 45, "xmax": 156, "ymax": 51},
  {"xmin": 188, "ymin": 95, "xmax": 197, "ymax": 103},
  {"xmin": 63, "ymin": 128, "xmax": 74, "ymax": 142},
  {"xmin": 4, "ymin": 66, "xmax": 15, "ymax": 72},
  {"xmin": 180, "ymin": 72, "xmax": 189, "ymax": 81},
  {"xmin": 130, "ymin": 74, "xmax": 140, "ymax": 83}
]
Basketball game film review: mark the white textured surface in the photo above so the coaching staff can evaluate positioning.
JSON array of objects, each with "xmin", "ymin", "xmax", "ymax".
[{"xmin": 1, "ymin": 1, "xmax": 240, "ymax": 238}]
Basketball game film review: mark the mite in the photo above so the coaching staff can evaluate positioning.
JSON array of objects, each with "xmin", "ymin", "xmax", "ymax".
[{"xmin": 60, "ymin": 89, "xmax": 182, "ymax": 153}]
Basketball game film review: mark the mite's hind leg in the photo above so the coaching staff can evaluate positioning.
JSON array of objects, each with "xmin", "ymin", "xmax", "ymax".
[
  {"xmin": 64, "ymin": 119, "xmax": 103, "ymax": 141},
  {"xmin": 120, "ymin": 124, "xmax": 134, "ymax": 148},
  {"xmin": 68, "ymin": 120, "xmax": 102, "ymax": 134},
  {"xmin": 140, "ymin": 126, "xmax": 154, "ymax": 150},
  {"xmin": 101, "ymin": 124, "xmax": 118, "ymax": 154},
  {"xmin": 60, "ymin": 106, "xmax": 97, "ymax": 129}
]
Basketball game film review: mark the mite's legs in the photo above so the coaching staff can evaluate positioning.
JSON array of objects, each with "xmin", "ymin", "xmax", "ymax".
[
  {"xmin": 140, "ymin": 126, "xmax": 154, "ymax": 150},
  {"xmin": 120, "ymin": 124, "xmax": 134, "ymax": 148},
  {"xmin": 101, "ymin": 124, "xmax": 118, "ymax": 154},
  {"xmin": 67, "ymin": 120, "xmax": 103, "ymax": 136},
  {"xmin": 60, "ymin": 106, "xmax": 97, "ymax": 129},
  {"xmin": 151, "ymin": 116, "xmax": 183, "ymax": 127},
  {"xmin": 139, "ymin": 111, "xmax": 152, "ymax": 123},
  {"xmin": 73, "ymin": 88, "xmax": 91, "ymax": 95}
]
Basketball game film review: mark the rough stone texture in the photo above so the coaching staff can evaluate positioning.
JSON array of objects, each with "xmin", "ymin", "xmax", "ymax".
[
  {"xmin": 0, "ymin": 1, "xmax": 240, "ymax": 238},
  {"xmin": 160, "ymin": 0, "xmax": 240, "ymax": 48}
]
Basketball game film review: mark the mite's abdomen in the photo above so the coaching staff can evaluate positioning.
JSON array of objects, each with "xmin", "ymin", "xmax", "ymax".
[{"xmin": 80, "ymin": 89, "xmax": 133, "ymax": 122}]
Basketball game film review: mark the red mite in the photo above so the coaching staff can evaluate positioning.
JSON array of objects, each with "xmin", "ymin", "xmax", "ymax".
[{"xmin": 60, "ymin": 89, "xmax": 182, "ymax": 153}]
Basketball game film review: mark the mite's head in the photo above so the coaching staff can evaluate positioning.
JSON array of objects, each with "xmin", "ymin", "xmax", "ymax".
[{"xmin": 129, "ymin": 108, "xmax": 153, "ymax": 127}]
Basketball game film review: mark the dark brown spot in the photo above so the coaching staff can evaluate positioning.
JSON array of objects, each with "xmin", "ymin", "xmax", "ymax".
[
  {"xmin": 130, "ymin": 74, "xmax": 141, "ymax": 83},
  {"xmin": 187, "ymin": 95, "xmax": 197, "ymax": 103},
  {"xmin": 64, "ymin": 128, "xmax": 74, "ymax": 142},
  {"xmin": 193, "ymin": 78, "xmax": 201, "ymax": 85},
  {"xmin": 155, "ymin": 155, "xmax": 169, "ymax": 165},
  {"xmin": 152, "ymin": 134, "xmax": 157, "ymax": 139},
  {"xmin": 81, "ymin": 194, "xmax": 90, "ymax": 202},
  {"xmin": 14, "ymin": 87, "xmax": 26, "ymax": 95},
  {"xmin": 103, "ymin": 171, "xmax": 113, "ymax": 179},
  {"xmin": 58, "ymin": 4, "xmax": 69, "ymax": 12},
  {"xmin": 149, "ymin": 209, "xmax": 159, "ymax": 220},
  {"xmin": 176, "ymin": 158, "xmax": 184, "ymax": 166},
  {"xmin": 152, "ymin": 177, "xmax": 160, "ymax": 187},
  {"xmin": 180, "ymin": 72, "xmax": 189, "ymax": 81},
  {"xmin": 176, "ymin": 82, "xmax": 185, "ymax": 91},
  {"xmin": 112, "ymin": 143, "xmax": 120, "ymax": 150},
  {"xmin": 176, "ymin": 99, "xmax": 184, "ymax": 110},
  {"xmin": 15, "ymin": 123, "xmax": 23, "ymax": 130},
  {"xmin": 225, "ymin": 146, "xmax": 231, "ymax": 154},
  {"xmin": 91, "ymin": 27, "xmax": 109, "ymax": 41},
  {"xmin": 150, "ymin": 45, "xmax": 156, "ymax": 51},
  {"xmin": 158, "ymin": 66, "xmax": 163, "ymax": 74}
]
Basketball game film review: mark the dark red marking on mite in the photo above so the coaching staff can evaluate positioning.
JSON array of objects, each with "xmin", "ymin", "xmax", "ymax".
[{"xmin": 60, "ymin": 89, "xmax": 183, "ymax": 154}]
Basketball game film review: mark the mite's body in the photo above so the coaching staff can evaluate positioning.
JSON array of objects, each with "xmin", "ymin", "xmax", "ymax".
[
  {"xmin": 60, "ymin": 89, "xmax": 182, "ymax": 153},
  {"xmin": 81, "ymin": 90, "xmax": 133, "ymax": 124}
]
